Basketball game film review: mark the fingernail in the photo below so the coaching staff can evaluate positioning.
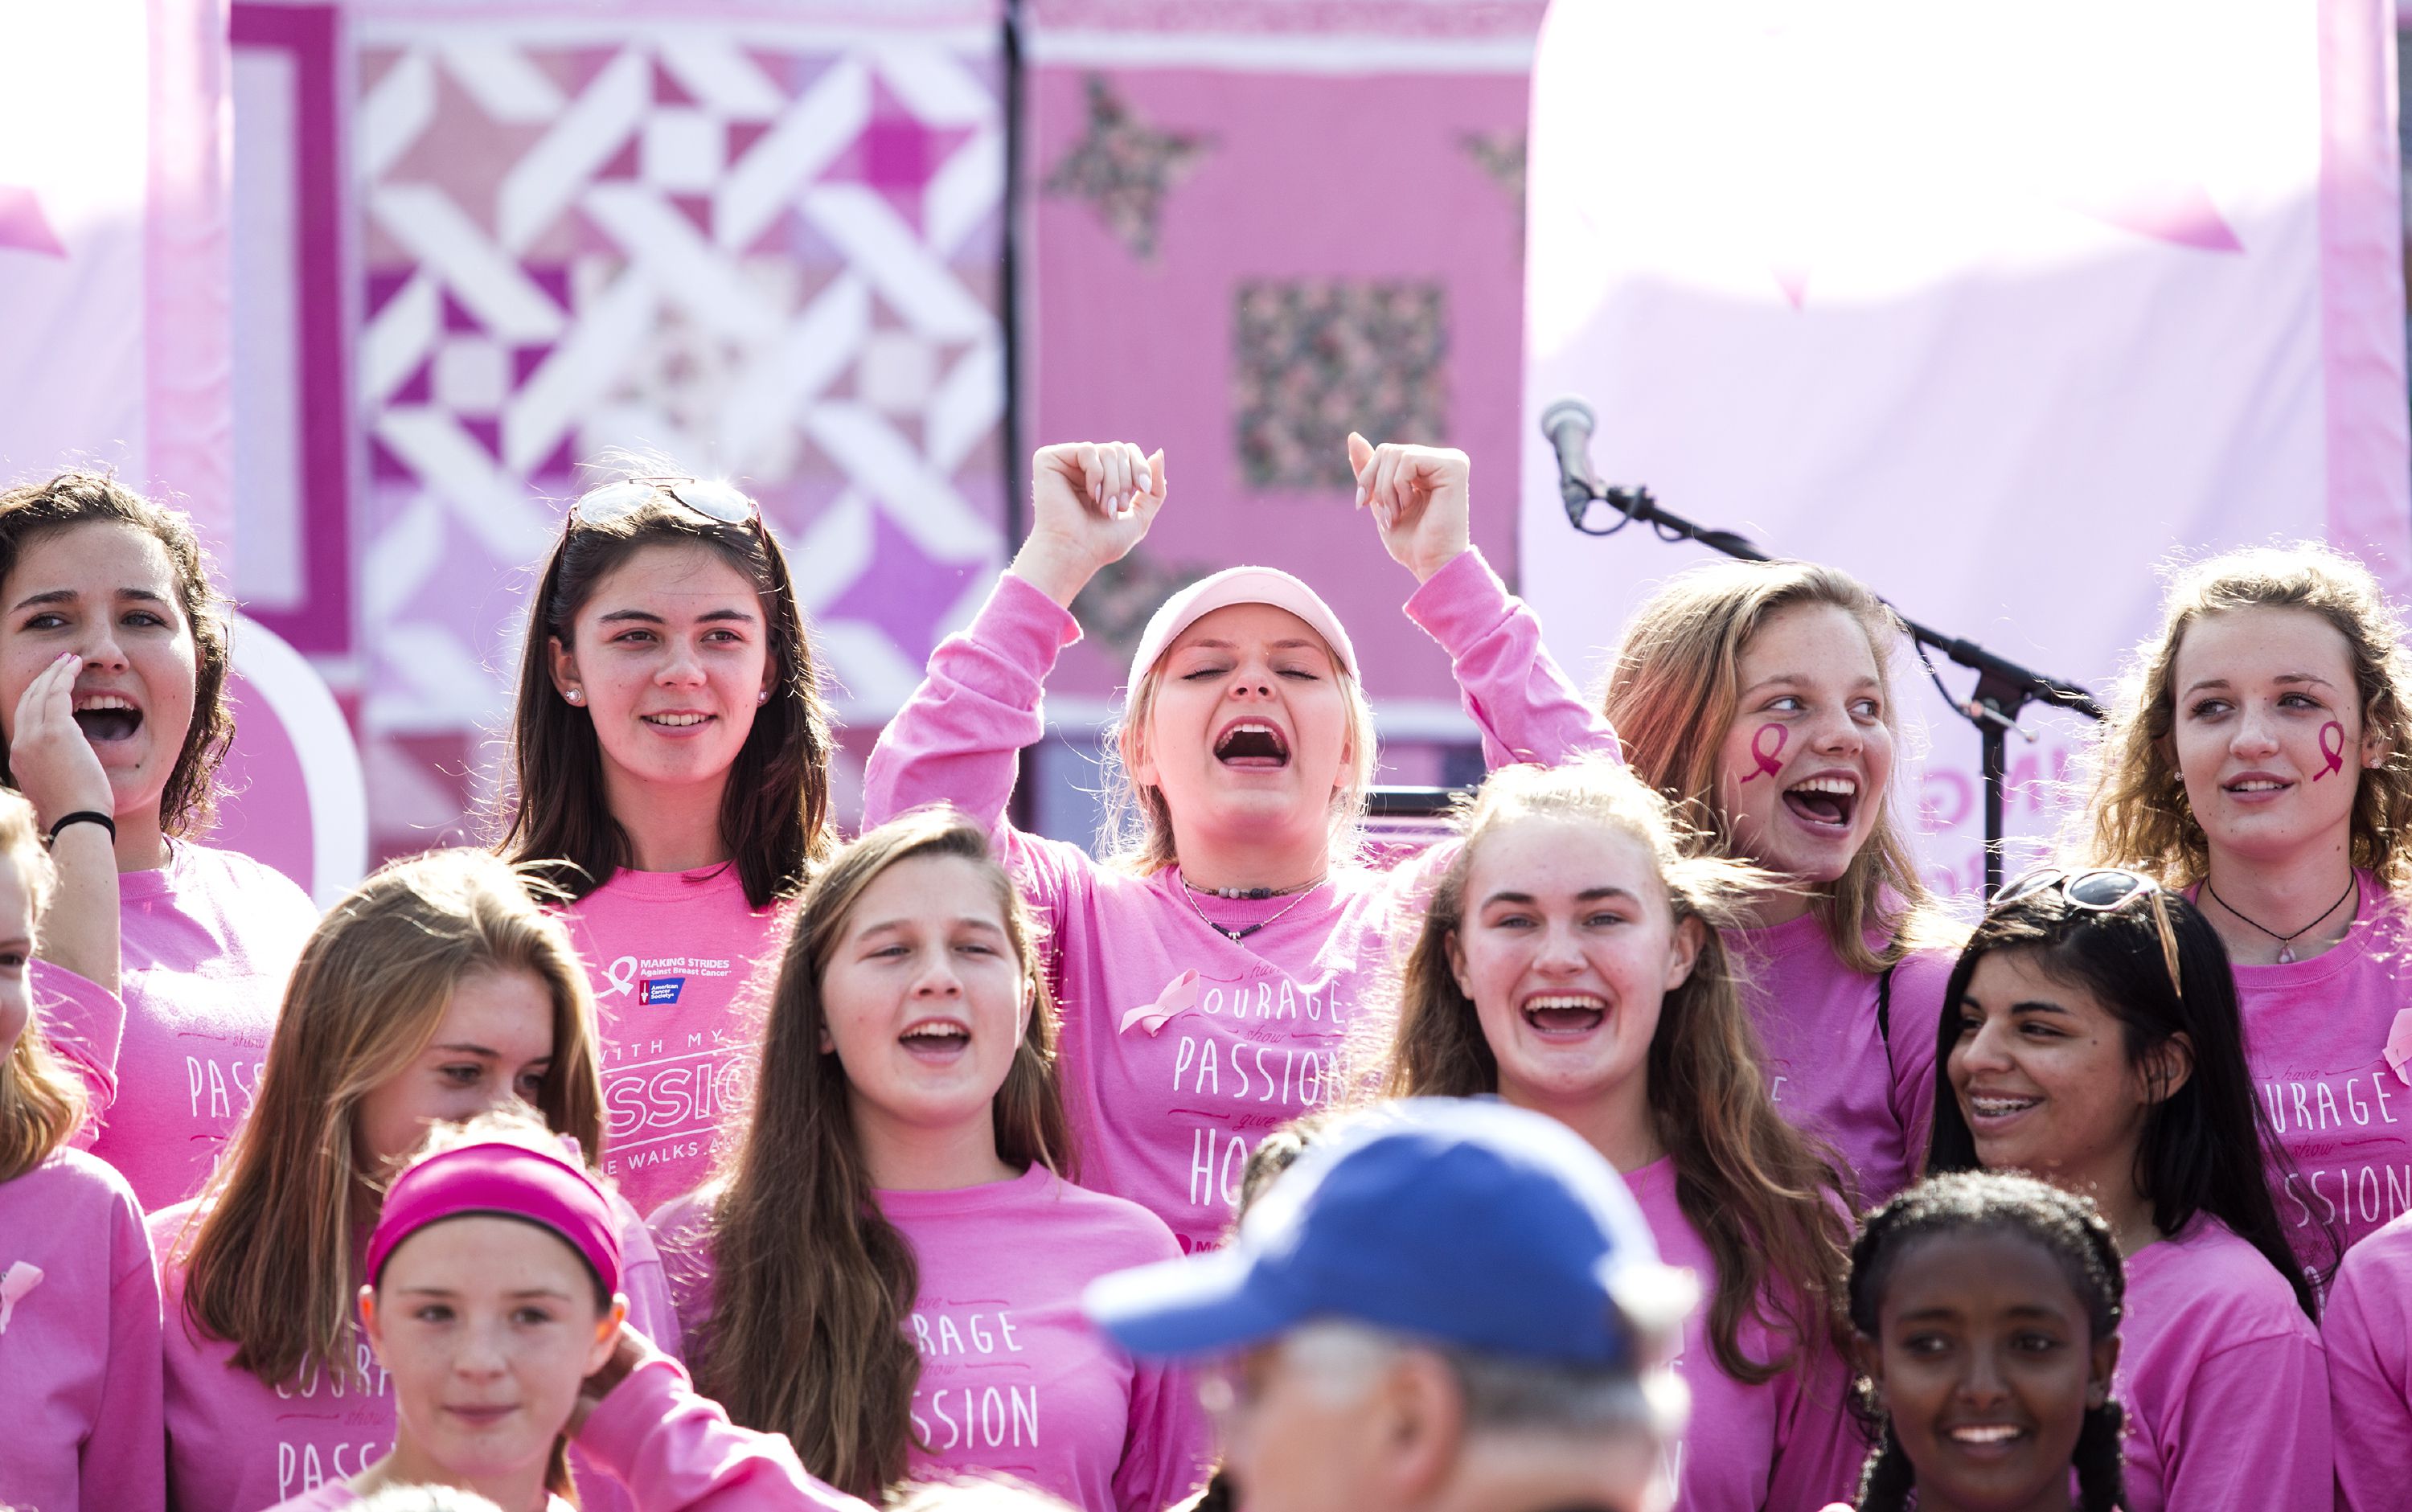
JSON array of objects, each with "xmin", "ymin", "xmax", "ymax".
[
  {"xmin": 1354, "ymin": 486, "xmax": 1367, "ymax": 508},
  {"xmin": 1137, "ymin": 469, "xmax": 1152, "ymax": 492}
]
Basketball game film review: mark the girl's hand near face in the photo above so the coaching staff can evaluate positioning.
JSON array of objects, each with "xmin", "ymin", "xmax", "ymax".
[
  {"xmin": 1347, "ymin": 432, "xmax": 1471, "ymax": 584},
  {"xmin": 1011, "ymin": 443, "xmax": 1171, "ymax": 609},
  {"xmin": 11, "ymin": 652, "xmax": 121, "ymax": 991}
]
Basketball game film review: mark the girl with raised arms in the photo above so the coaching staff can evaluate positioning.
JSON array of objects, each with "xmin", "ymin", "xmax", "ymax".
[
  {"xmin": 153, "ymin": 848, "xmax": 677, "ymax": 1512},
  {"xmin": 648, "ymin": 807, "xmax": 1210, "ymax": 1511},
  {"xmin": 1922, "ymin": 870, "xmax": 2327, "ymax": 1511},
  {"xmin": 260, "ymin": 1113, "xmax": 868, "ymax": 1512},
  {"xmin": 498, "ymin": 470, "xmax": 835, "ymax": 1217},
  {"xmin": 0, "ymin": 470, "xmax": 319, "ymax": 1208},
  {"xmin": 2084, "ymin": 544, "xmax": 2412, "ymax": 1261},
  {"xmin": 1383, "ymin": 758, "xmax": 1862, "ymax": 1510},
  {"xmin": 863, "ymin": 437, "xmax": 1616, "ymax": 1251},
  {"xmin": 1603, "ymin": 562, "xmax": 1960, "ymax": 1207},
  {"xmin": 1830, "ymin": 1172, "xmax": 2126, "ymax": 1512},
  {"xmin": 0, "ymin": 788, "xmax": 164, "ymax": 1512}
]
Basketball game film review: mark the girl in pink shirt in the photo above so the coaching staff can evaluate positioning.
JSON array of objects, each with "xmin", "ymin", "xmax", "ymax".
[
  {"xmin": 495, "ymin": 473, "xmax": 837, "ymax": 1219},
  {"xmin": 2084, "ymin": 544, "xmax": 2412, "ymax": 1264},
  {"xmin": 153, "ymin": 848, "xmax": 679, "ymax": 1512},
  {"xmin": 260, "ymin": 1116, "xmax": 865, "ymax": 1512},
  {"xmin": 1834, "ymin": 1171, "xmax": 2126, "ymax": 1512},
  {"xmin": 0, "ymin": 789, "xmax": 165, "ymax": 1512},
  {"xmin": 2324, "ymin": 1206, "xmax": 2412, "ymax": 1512},
  {"xmin": 1922, "ymin": 871, "xmax": 2327, "ymax": 1512},
  {"xmin": 0, "ymin": 469, "xmax": 320, "ymax": 1210},
  {"xmin": 650, "ymin": 808, "xmax": 1210, "ymax": 1512},
  {"xmin": 1383, "ymin": 759, "xmax": 1863, "ymax": 1511},
  {"xmin": 863, "ymin": 437, "xmax": 1616, "ymax": 1252},
  {"xmin": 1602, "ymin": 562, "xmax": 1963, "ymax": 1208}
]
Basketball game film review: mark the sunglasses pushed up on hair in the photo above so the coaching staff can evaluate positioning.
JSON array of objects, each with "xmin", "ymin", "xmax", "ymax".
[
  {"xmin": 570, "ymin": 476, "xmax": 757, "ymax": 527},
  {"xmin": 1992, "ymin": 867, "xmax": 2183, "ymax": 1001}
]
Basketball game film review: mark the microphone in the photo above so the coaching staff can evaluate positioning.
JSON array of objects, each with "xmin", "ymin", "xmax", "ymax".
[{"xmin": 1539, "ymin": 396, "xmax": 1602, "ymax": 523}]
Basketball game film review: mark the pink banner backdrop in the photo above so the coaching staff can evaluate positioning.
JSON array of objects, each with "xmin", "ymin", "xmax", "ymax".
[
  {"xmin": 1521, "ymin": 0, "xmax": 2411, "ymax": 898},
  {"xmin": 1023, "ymin": 0, "xmax": 1549, "ymax": 811}
]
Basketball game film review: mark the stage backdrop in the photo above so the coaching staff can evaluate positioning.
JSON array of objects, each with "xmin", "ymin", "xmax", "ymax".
[{"xmin": 1522, "ymin": 0, "xmax": 2410, "ymax": 898}]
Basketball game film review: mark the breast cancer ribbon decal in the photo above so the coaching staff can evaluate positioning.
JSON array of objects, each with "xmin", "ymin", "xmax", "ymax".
[
  {"xmin": 2385, "ymin": 1009, "xmax": 2412, "ymax": 1087},
  {"xmin": 1120, "ymin": 969, "xmax": 1200, "ymax": 1036},
  {"xmin": 2315, "ymin": 721, "xmax": 2345, "ymax": 781},
  {"xmin": 599, "ymin": 956, "xmax": 638, "ymax": 998},
  {"xmin": 0, "ymin": 1260, "xmax": 42, "ymax": 1335},
  {"xmin": 1738, "ymin": 723, "xmax": 1786, "ymax": 783}
]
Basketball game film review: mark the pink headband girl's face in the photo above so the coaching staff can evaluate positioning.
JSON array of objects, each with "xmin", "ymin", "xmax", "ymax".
[
  {"xmin": 363, "ymin": 1214, "xmax": 622, "ymax": 1488},
  {"xmin": 2166, "ymin": 606, "xmax": 2372, "ymax": 864},
  {"xmin": 818, "ymin": 851, "xmax": 1032, "ymax": 1137},
  {"xmin": 1714, "ymin": 600, "xmax": 1893, "ymax": 887},
  {"xmin": 1131, "ymin": 602, "xmax": 1355, "ymax": 853}
]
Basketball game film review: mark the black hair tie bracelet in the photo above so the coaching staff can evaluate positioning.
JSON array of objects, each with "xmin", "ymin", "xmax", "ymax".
[{"xmin": 46, "ymin": 810, "xmax": 116, "ymax": 849}]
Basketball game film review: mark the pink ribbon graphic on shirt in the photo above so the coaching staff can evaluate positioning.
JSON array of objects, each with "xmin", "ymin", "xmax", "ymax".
[
  {"xmin": 2385, "ymin": 1010, "xmax": 2412, "ymax": 1087},
  {"xmin": 2315, "ymin": 721, "xmax": 2345, "ymax": 781},
  {"xmin": 1120, "ymin": 969, "xmax": 1200, "ymax": 1036},
  {"xmin": 0, "ymin": 1261, "xmax": 42, "ymax": 1336},
  {"xmin": 1737, "ymin": 723, "xmax": 1787, "ymax": 783}
]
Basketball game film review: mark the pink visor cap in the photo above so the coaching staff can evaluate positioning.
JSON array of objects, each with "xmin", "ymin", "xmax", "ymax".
[
  {"xmin": 367, "ymin": 1141, "xmax": 622, "ymax": 1296},
  {"xmin": 1126, "ymin": 566, "xmax": 1358, "ymax": 690}
]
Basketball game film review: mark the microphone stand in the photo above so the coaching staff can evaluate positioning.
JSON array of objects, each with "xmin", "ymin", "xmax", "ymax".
[{"xmin": 1562, "ymin": 480, "xmax": 2105, "ymax": 898}]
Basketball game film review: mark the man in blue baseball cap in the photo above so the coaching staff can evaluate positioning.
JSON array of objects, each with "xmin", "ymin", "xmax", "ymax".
[{"xmin": 1082, "ymin": 1098, "xmax": 1699, "ymax": 1512}]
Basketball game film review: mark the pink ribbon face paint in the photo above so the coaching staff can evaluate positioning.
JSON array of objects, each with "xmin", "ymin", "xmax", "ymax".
[
  {"xmin": 2315, "ymin": 720, "xmax": 2346, "ymax": 781},
  {"xmin": 1738, "ymin": 723, "xmax": 1787, "ymax": 783}
]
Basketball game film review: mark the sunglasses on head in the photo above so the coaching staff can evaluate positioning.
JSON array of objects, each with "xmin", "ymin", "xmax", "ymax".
[
  {"xmin": 570, "ymin": 476, "xmax": 757, "ymax": 527},
  {"xmin": 1992, "ymin": 867, "xmax": 2183, "ymax": 1000}
]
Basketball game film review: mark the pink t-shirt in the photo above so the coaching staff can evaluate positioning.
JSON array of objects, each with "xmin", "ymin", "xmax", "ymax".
[
  {"xmin": 2216, "ymin": 872, "xmax": 2412, "ymax": 1266},
  {"xmin": 0, "ymin": 1146, "xmax": 165, "ymax": 1512},
  {"xmin": 1626, "ymin": 1158, "xmax": 1865, "ymax": 1512},
  {"xmin": 2323, "ymin": 1206, "xmax": 2412, "ymax": 1512},
  {"xmin": 651, "ymin": 1165, "xmax": 1212, "ymax": 1512},
  {"xmin": 153, "ymin": 1185, "xmax": 682, "ymax": 1512},
  {"xmin": 260, "ymin": 1355, "xmax": 869, "ymax": 1512},
  {"xmin": 2114, "ymin": 1215, "xmax": 2328, "ymax": 1512},
  {"xmin": 863, "ymin": 549, "xmax": 1617, "ymax": 1252},
  {"xmin": 37, "ymin": 842, "xmax": 319, "ymax": 1210},
  {"xmin": 1732, "ymin": 915, "xmax": 1957, "ymax": 1207},
  {"xmin": 560, "ymin": 864, "xmax": 787, "ymax": 1216}
]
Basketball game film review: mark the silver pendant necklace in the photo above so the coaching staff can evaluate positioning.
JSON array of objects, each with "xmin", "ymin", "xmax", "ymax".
[
  {"xmin": 2204, "ymin": 873, "xmax": 2356, "ymax": 964},
  {"xmin": 1179, "ymin": 871, "xmax": 1327, "ymax": 943}
]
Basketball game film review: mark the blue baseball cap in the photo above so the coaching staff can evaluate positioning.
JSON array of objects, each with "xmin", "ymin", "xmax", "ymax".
[{"xmin": 1082, "ymin": 1098, "xmax": 1691, "ymax": 1367}]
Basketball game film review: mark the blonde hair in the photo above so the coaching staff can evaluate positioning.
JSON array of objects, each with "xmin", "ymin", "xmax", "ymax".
[
  {"xmin": 1384, "ymin": 759, "xmax": 1853, "ymax": 1383},
  {"xmin": 1602, "ymin": 559, "xmax": 1956, "ymax": 972},
  {"xmin": 169, "ymin": 848, "xmax": 605, "ymax": 1388},
  {"xmin": 0, "ymin": 789, "xmax": 79, "ymax": 1182},
  {"xmin": 2083, "ymin": 543, "xmax": 2412, "ymax": 891},
  {"xmin": 1098, "ymin": 642, "xmax": 1379, "ymax": 875}
]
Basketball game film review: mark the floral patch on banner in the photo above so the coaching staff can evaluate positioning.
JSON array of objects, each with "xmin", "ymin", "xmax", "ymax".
[
  {"xmin": 349, "ymin": 16, "xmax": 1007, "ymax": 855},
  {"xmin": 1041, "ymin": 74, "xmax": 1212, "ymax": 260},
  {"xmin": 1233, "ymin": 280, "xmax": 1448, "ymax": 491}
]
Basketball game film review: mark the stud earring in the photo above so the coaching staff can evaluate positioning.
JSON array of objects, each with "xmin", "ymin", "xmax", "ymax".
[
  {"xmin": 757, "ymin": 689, "xmax": 769, "ymax": 704},
  {"xmin": 564, "ymin": 689, "xmax": 585, "ymax": 706}
]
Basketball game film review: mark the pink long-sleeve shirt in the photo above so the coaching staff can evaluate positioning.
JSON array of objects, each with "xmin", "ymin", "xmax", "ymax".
[
  {"xmin": 2323, "ymin": 1206, "xmax": 2412, "ymax": 1512},
  {"xmin": 559, "ymin": 865, "xmax": 789, "ymax": 1217},
  {"xmin": 2113, "ymin": 1214, "xmax": 2328, "ymax": 1512},
  {"xmin": 36, "ymin": 842, "xmax": 319, "ymax": 1210},
  {"xmin": 153, "ymin": 1187, "xmax": 682, "ymax": 1512},
  {"xmin": 1732, "ymin": 915, "xmax": 1958, "ymax": 1207},
  {"xmin": 0, "ymin": 1146, "xmax": 166, "ymax": 1512},
  {"xmin": 1626, "ymin": 1158, "xmax": 1865, "ymax": 1512},
  {"xmin": 650, "ymin": 1164, "xmax": 1212, "ymax": 1512},
  {"xmin": 862, "ymin": 549, "xmax": 1617, "ymax": 1252},
  {"xmin": 260, "ymin": 1354, "xmax": 871, "ymax": 1512}
]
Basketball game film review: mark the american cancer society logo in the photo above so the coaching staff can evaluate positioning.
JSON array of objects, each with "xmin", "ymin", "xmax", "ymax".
[{"xmin": 638, "ymin": 977, "xmax": 686, "ymax": 1006}]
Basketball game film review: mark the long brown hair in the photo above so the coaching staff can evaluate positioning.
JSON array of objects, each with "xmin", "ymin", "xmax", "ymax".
[
  {"xmin": 1602, "ymin": 559, "xmax": 1955, "ymax": 971},
  {"xmin": 698, "ymin": 807, "xmax": 1071, "ymax": 1500},
  {"xmin": 2083, "ymin": 543, "xmax": 2412, "ymax": 891},
  {"xmin": 0, "ymin": 789, "xmax": 80, "ymax": 1181},
  {"xmin": 496, "ymin": 473, "xmax": 835, "ymax": 908},
  {"xmin": 168, "ymin": 849, "xmax": 605, "ymax": 1387},
  {"xmin": 1383, "ymin": 760, "xmax": 1853, "ymax": 1383},
  {"xmin": 0, "ymin": 470, "xmax": 233, "ymax": 837}
]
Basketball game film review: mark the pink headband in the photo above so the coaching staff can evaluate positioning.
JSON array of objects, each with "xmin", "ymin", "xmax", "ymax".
[{"xmin": 367, "ymin": 1141, "xmax": 621, "ymax": 1297}]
